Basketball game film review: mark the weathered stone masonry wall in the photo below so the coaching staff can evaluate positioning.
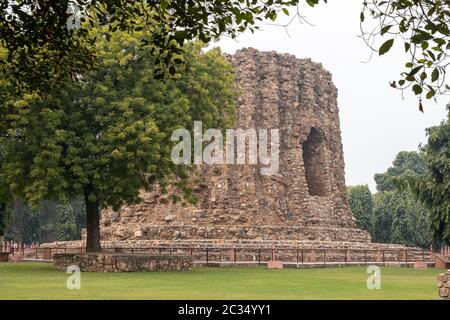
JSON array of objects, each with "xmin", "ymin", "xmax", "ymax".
[{"xmin": 100, "ymin": 48, "xmax": 371, "ymax": 244}]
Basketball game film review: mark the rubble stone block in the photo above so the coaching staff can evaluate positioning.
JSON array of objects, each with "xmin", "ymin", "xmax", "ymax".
[{"xmin": 53, "ymin": 253, "xmax": 192, "ymax": 272}]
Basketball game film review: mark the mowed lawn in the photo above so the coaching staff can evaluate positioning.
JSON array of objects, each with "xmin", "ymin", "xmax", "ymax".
[{"xmin": 0, "ymin": 262, "xmax": 441, "ymax": 300}]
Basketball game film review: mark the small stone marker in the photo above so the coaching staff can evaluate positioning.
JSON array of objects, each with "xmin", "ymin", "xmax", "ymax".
[
  {"xmin": 267, "ymin": 260, "xmax": 283, "ymax": 269},
  {"xmin": 413, "ymin": 261, "xmax": 428, "ymax": 269}
]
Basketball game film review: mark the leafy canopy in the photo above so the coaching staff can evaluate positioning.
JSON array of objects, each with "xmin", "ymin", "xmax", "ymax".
[
  {"xmin": 361, "ymin": 1, "xmax": 450, "ymax": 110},
  {"xmin": 371, "ymin": 189, "xmax": 430, "ymax": 247},
  {"xmin": 371, "ymin": 151, "xmax": 431, "ymax": 247},
  {"xmin": 399, "ymin": 105, "xmax": 450, "ymax": 246},
  {"xmin": 0, "ymin": 0, "xmax": 323, "ymax": 93}
]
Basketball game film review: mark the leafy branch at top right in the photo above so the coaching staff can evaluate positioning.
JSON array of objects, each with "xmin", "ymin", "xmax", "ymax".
[{"xmin": 361, "ymin": 0, "xmax": 450, "ymax": 111}]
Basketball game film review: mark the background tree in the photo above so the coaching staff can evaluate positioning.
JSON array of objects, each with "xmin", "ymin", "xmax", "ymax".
[
  {"xmin": 0, "ymin": 29, "xmax": 236, "ymax": 251},
  {"xmin": 56, "ymin": 198, "xmax": 78, "ymax": 241},
  {"xmin": 4, "ymin": 200, "xmax": 39, "ymax": 243},
  {"xmin": 400, "ymin": 104, "xmax": 450, "ymax": 246},
  {"xmin": 371, "ymin": 151, "xmax": 431, "ymax": 247},
  {"xmin": 347, "ymin": 185, "xmax": 373, "ymax": 233},
  {"xmin": 374, "ymin": 151, "xmax": 426, "ymax": 192},
  {"xmin": 2, "ymin": 198, "xmax": 86, "ymax": 243},
  {"xmin": 371, "ymin": 191, "xmax": 395, "ymax": 243}
]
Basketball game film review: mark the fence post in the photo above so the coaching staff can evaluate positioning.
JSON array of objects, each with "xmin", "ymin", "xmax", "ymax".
[
  {"xmin": 35, "ymin": 247, "xmax": 38, "ymax": 260},
  {"xmin": 323, "ymin": 249, "xmax": 326, "ymax": 265},
  {"xmin": 405, "ymin": 249, "xmax": 408, "ymax": 264},
  {"xmin": 206, "ymin": 248, "xmax": 209, "ymax": 265},
  {"xmin": 344, "ymin": 249, "xmax": 347, "ymax": 265},
  {"xmin": 301, "ymin": 249, "xmax": 304, "ymax": 265},
  {"xmin": 382, "ymin": 250, "xmax": 385, "ymax": 266},
  {"xmin": 258, "ymin": 249, "xmax": 261, "ymax": 266},
  {"xmin": 296, "ymin": 249, "xmax": 299, "ymax": 265}
]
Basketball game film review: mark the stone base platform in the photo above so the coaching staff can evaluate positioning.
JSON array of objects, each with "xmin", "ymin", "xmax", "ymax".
[
  {"xmin": 53, "ymin": 252, "xmax": 192, "ymax": 272},
  {"xmin": 101, "ymin": 224, "xmax": 372, "ymax": 243}
]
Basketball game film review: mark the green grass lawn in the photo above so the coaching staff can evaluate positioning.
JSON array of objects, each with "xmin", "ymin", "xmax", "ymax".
[{"xmin": 0, "ymin": 262, "xmax": 441, "ymax": 300}]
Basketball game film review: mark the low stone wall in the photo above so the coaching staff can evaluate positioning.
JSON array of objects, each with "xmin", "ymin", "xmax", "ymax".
[
  {"xmin": 437, "ymin": 271, "xmax": 449, "ymax": 300},
  {"xmin": 53, "ymin": 253, "xmax": 192, "ymax": 272}
]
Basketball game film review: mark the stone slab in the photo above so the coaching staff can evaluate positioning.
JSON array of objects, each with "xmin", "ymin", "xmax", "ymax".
[
  {"xmin": 267, "ymin": 260, "xmax": 283, "ymax": 269},
  {"xmin": 53, "ymin": 252, "xmax": 192, "ymax": 272},
  {"xmin": 413, "ymin": 261, "xmax": 428, "ymax": 269}
]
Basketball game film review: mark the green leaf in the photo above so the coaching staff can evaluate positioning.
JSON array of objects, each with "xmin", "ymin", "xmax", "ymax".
[
  {"xmin": 431, "ymin": 68, "xmax": 439, "ymax": 82},
  {"xmin": 306, "ymin": 0, "xmax": 319, "ymax": 7},
  {"xmin": 426, "ymin": 90, "xmax": 435, "ymax": 99},
  {"xmin": 379, "ymin": 39, "xmax": 395, "ymax": 55},
  {"xmin": 409, "ymin": 65, "xmax": 423, "ymax": 77},
  {"xmin": 412, "ymin": 84, "xmax": 423, "ymax": 95},
  {"xmin": 381, "ymin": 25, "xmax": 393, "ymax": 35},
  {"xmin": 404, "ymin": 42, "xmax": 411, "ymax": 52}
]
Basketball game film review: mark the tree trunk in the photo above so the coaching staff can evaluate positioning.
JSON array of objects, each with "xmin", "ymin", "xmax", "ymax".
[{"xmin": 84, "ymin": 184, "xmax": 102, "ymax": 252}]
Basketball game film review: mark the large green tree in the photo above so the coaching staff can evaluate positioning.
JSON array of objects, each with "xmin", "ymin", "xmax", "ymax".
[
  {"xmin": 374, "ymin": 151, "xmax": 426, "ymax": 192},
  {"xmin": 371, "ymin": 191, "xmax": 430, "ymax": 247},
  {"xmin": 400, "ymin": 105, "xmax": 450, "ymax": 246},
  {"xmin": 0, "ymin": 202, "xmax": 7, "ymax": 237},
  {"xmin": 347, "ymin": 185, "xmax": 373, "ymax": 233},
  {"xmin": 56, "ymin": 198, "xmax": 78, "ymax": 241},
  {"xmin": 0, "ymin": 30, "xmax": 236, "ymax": 251}
]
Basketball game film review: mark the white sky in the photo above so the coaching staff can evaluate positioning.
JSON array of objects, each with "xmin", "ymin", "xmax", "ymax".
[{"xmin": 213, "ymin": 1, "xmax": 448, "ymax": 191}]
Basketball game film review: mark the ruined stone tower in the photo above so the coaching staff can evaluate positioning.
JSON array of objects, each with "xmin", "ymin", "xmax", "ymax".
[{"xmin": 100, "ymin": 48, "xmax": 371, "ymax": 244}]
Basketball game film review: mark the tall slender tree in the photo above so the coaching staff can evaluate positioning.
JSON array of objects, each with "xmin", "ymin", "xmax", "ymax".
[
  {"xmin": 347, "ymin": 185, "xmax": 373, "ymax": 233},
  {"xmin": 400, "ymin": 105, "xmax": 450, "ymax": 246}
]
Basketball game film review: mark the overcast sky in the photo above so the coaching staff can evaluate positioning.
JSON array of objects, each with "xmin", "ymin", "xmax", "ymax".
[{"xmin": 213, "ymin": 1, "xmax": 448, "ymax": 192}]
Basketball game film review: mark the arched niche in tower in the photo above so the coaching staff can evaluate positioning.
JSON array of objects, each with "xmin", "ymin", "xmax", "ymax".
[{"xmin": 302, "ymin": 127, "xmax": 329, "ymax": 197}]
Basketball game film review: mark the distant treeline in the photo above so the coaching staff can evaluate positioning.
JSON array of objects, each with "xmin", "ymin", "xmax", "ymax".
[{"xmin": 348, "ymin": 151, "xmax": 431, "ymax": 248}]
